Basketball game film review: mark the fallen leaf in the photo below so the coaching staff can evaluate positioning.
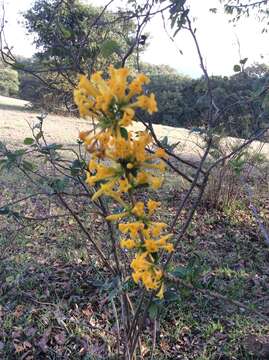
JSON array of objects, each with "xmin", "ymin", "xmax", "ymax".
[{"xmin": 54, "ymin": 332, "xmax": 66, "ymax": 345}]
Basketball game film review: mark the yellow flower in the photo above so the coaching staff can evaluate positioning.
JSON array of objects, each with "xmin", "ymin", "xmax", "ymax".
[
  {"xmin": 155, "ymin": 148, "xmax": 167, "ymax": 158},
  {"xmin": 73, "ymin": 66, "xmax": 174, "ymax": 298},
  {"xmin": 151, "ymin": 223, "xmax": 168, "ymax": 237},
  {"xmin": 131, "ymin": 252, "xmax": 151, "ymax": 272},
  {"xmin": 147, "ymin": 200, "xmax": 161, "ymax": 215},
  {"xmin": 156, "ymin": 282, "xmax": 164, "ymax": 299},
  {"xmin": 164, "ymin": 243, "xmax": 174, "ymax": 253},
  {"xmin": 132, "ymin": 202, "xmax": 145, "ymax": 217},
  {"xmin": 132, "ymin": 271, "xmax": 142, "ymax": 283},
  {"xmin": 134, "ymin": 94, "xmax": 158, "ymax": 114},
  {"xmin": 144, "ymin": 239, "xmax": 159, "ymax": 253},
  {"xmin": 108, "ymin": 65, "xmax": 129, "ymax": 101},
  {"xmin": 119, "ymin": 108, "xmax": 135, "ymax": 127},
  {"xmin": 150, "ymin": 176, "xmax": 163, "ymax": 190},
  {"xmin": 106, "ymin": 211, "xmax": 129, "ymax": 221},
  {"xmin": 86, "ymin": 164, "xmax": 115, "ymax": 185},
  {"xmin": 120, "ymin": 238, "xmax": 137, "ymax": 249},
  {"xmin": 119, "ymin": 178, "xmax": 131, "ymax": 193},
  {"xmin": 95, "ymin": 93, "xmax": 113, "ymax": 112},
  {"xmin": 79, "ymin": 74, "xmax": 99, "ymax": 97},
  {"xmin": 79, "ymin": 130, "xmax": 91, "ymax": 141},
  {"xmin": 88, "ymin": 159, "xmax": 98, "ymax": 172},
  {"xmin": 128, "ymin": 73, "xmax": 150, "ymax": 98},
  {"xmin": 136, "ymin": 171, "xmax": 148, "ymax": 185},
  {"xmin": 91, "ymin": 181, "xmax": 115, "ymax": 200}
]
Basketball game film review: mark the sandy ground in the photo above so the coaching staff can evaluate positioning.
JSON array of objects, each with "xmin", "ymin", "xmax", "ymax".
[{"xmin": 0, "ymin": 95, "xmax": 268, "ymax": 160}]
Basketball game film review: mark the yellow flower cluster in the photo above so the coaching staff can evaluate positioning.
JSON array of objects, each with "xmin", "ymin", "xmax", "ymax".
[
  {"xmin": 74, "ymin": 65, "xmax": 157, "ymax": 125},
  {"xmin": 74, "ymin": 66, "xmax": 173, "ymax": 298}
]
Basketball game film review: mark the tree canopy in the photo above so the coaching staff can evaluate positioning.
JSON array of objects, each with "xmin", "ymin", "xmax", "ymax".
[{"xmin": 13, "ymin": 0, "xmax": 139, "ymax": 110}]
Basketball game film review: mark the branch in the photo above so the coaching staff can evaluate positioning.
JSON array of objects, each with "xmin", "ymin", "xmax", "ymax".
[{"xmin": 57, "ymin": 193, "xmax": 115, "ymax": 275}]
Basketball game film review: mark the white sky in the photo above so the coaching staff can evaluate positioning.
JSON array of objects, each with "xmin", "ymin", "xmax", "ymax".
[{"xmin": 2, "ymin": 0, "xmax": 269, "ymax": 77}]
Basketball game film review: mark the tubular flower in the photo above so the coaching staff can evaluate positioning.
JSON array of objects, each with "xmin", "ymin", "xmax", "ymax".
[
  {"xmin": 147, "ymin": 200, "xmax": 161, "ymax": 215},
  {"xmin": 131, "ymin": 202, "xmax": 145, "ymax": 217},
  {"xmin": 75, "ymin": 66, "xmax": 173, "ymax": 298},
  {"xmin": 74, "ymin": 65, "xmax": 157, "ymax": 127}
]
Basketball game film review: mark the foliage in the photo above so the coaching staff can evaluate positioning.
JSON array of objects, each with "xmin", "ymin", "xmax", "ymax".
[
  {"xmin": 140, "ymin": 62, "xmax": 269, "ymax": 137},
  {"xmin": 17, "ymin": 0, "xmax": 138, "ymax": 109},
  {"xmin": 222, "ymin": 0, "xmax": 269, "ymax": 30},
  {"xmin": 0, "ymin": 62, "xmax": 19, "ymax": 97}
]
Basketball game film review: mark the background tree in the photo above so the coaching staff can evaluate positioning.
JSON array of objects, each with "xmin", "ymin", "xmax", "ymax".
[
  {"xmin": 140, "ymin": 62, "xmax": 269, "ymax": 137},
  {"xmin": 0, "ymin": 60, "xmax": 19, "ymax": 97},
  {"xmin": 1, "ymin": 0, "xmax": 139, "ymax": 110}
]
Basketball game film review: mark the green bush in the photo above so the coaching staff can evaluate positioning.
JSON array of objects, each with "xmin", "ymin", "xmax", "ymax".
[{"xmin": 0, "ymin": 67, "xmax": 19, "ymax": 97}]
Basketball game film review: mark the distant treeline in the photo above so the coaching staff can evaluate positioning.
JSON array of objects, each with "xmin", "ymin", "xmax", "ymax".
[{"xmin": 142, "ymin": 63, "xmax": 269, "ymax": 138}]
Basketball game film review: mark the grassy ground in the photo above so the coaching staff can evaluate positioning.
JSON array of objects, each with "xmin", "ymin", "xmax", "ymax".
[{"xmin": 0, "ymin": 96, "xmax": 269, "ymax": 359}]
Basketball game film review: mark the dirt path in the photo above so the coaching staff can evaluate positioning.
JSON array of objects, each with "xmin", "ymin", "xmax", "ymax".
[{"xmin": 0, "ymin": 95, "xmax": 268, "ymax": 160}]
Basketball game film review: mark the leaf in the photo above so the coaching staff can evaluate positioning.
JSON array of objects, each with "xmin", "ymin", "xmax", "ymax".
[
  {"xmin": 54, "ymin": 332, "xmax": 66, "ymax": 345},
  {"xmin": 148, "ymin": 303, "xmax": 158, "ymax": 320},
  {"xmin": 120, "ymin": 127, "xmax": 128, "ymax": 140},
  {"xmin": 233, "ymin": 64, "xmax": 241, "ymax": 72},
  {"xmin": 161, "ymin": 136, "xmax": 169, "ymax": 146},
  {"xmin": 262, "ymin": 93, "xmax": 269, "ymax": 111},
  {"xmin": 100, "ymin": 39, "xmax": 120, "ymax": 58},
  {"xmin": 14, "ymin": 149, "xmax": 26, "ymax": 156},
  {"xmin": 41, "ymin": 143, "xmax": 63, "ymax": 152},
  {"xmin": 50, "ymin": 178, "xmax": 68, "ymax": 192},
  {"xmin": 70, "ymin": 159, "xmax": 84, "ymax": 176},
  {"xmin": 0, "ymin": 207, "xmax": 10, "ymax": 215},
  {"xmin": 164, "ymin": 289, "xmax": 179, "ymax": 302},
  {"xmin": 24, "ymin": 137, "xmax": 34, "ymax": 145},
  {"xmin": 59, "ymin": 24, "xmax": 72, "ymax": 38},
  {"xmin": 22, "ymin": 160, "xmax": 36, "ymax": 172},
  {"xmin": 209, "ymin": 8, "xmax": 217, "ymax": 14},
  {"xmin": 0, "ymin": 159, "xmax": 7, "ymax": 171},
  {"xmin": 172, "ymin": 266, "xmax": 188, "ymax": 279},
  {"xmin": 239, "ymin": 57, "xmax": 248, "ymax": 65}
]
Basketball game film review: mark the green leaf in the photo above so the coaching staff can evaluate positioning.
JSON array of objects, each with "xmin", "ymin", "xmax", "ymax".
[
  {"xmin": 50, "ymin": 178, "xmax": 69, "ymax": 192},
  {"xmin": 165, "ymin": 289, "xmax": 179, "ymax": 302},
  {"xmin": 161, "ymin": 136, "xmax": 169, "ymax": 146},
  {"xmin": 0, "ymin": 159, "xmax": 7, "ymax": 171},
  {"xmin": 262, "ymin": 93, "xmax": 269, "ymax": 111},
  {"xmin": 22, "ymin": 160, "xmax": 36, "ymax": 172},
  {"xmin": 120, "ymin": 127, "xmax": 128, "ymax": 140},
  {"xmin": 41, "ymin": 143, "xmax": 63, "ymax": 153},
  {"xmin": 0, "ymin": 207, "xmax": 10, "ymax": 215},
  {"xmin": 239, "ymin": 57, "xmax": 248, "ymax": 65},
  {"xmin": 172, "ymin": 266, "xmax": 188, "ymax": 279},
  {"xmin": 14, "ymin": 149, "xmax": 26, "ymax": 156},
  {"xmin": 233, "ymin": 64, "xmax": 241, "ymax": 72},
  {"xmin": 70, "ymin": 159, "xmax": 84, "ymax": 176},
  {"xmin": 100, "ymin": 39, "xmax": 120, "ymax": 58},
  {"xmin": 59, "ymin": 24, "xmax": 72, "ymax": 38},
  {"xmin": 24, "ymin": 137, "xmax": 35, "ymax": 145},
  {"xmin": 148, "ymin": 303, "xmax": 158, "ymax": 320}
]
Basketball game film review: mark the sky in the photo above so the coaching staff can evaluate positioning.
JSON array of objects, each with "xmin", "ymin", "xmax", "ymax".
[{"xmin": 2, "ymin": 0, "xmax": 269, "ymax": 78}]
